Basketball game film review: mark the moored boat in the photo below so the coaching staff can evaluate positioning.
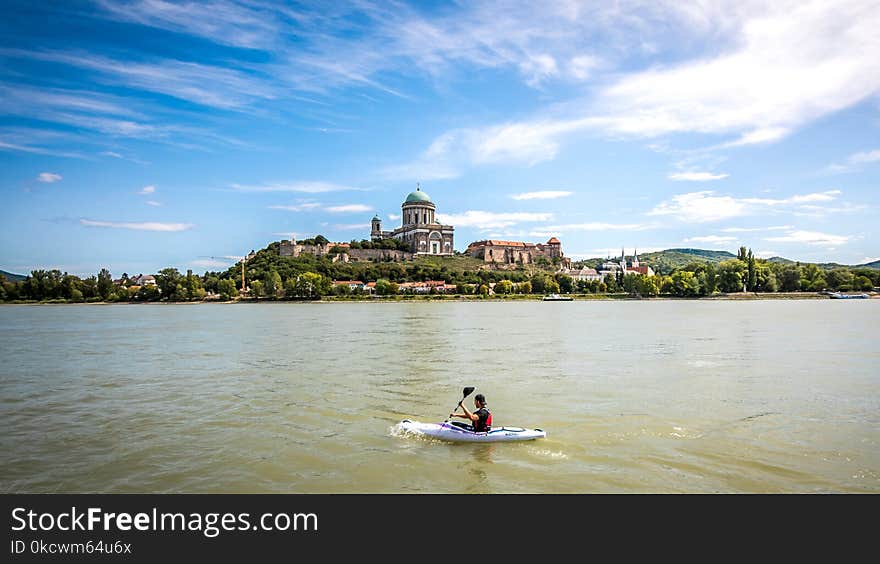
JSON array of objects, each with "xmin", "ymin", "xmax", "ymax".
[{"xmin": 542, "ymin": 293, "xmax": 573, "ymax": 301}]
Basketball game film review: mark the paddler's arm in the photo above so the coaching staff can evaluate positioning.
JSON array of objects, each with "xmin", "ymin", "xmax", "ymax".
[{"xmin": 450, "ymin": 403, "xmax": 478, "ymax": 421}]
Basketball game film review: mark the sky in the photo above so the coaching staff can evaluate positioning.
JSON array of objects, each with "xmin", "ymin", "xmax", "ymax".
[{"xmin": 1, "ymin": 0, "xmax": 878, "ymax": 278}]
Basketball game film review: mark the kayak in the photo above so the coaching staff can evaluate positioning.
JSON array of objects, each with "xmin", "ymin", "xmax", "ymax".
[{"xmin": 398, "ymin": 419, "xmax": 546, "ymax": 443}]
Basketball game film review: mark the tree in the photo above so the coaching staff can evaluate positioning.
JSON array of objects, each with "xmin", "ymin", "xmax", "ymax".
[
  {"xmin": 155, "ymin": 268, "xmax": 182, "ymax": 300},
  {"xmin": 747, "ymin": 250, "xmax": 757, "ymax": 291},
  {"xmin": 854, "ymin": 275, "xmax": 873, "ymax": 291},
  {"xmin": 249, "ymin": 279, "xmax": 264, "ymax": 298},
  {"xmin": 717, "ymin": 259, "xmax": 747, "ymax": 293},
  {"xmin": 375, "ymin": 278, "xmax": 398, "ymax": 296},
  {"xmin": 96, "ymin": 268, "xmax": 113, "ymax": 300},
  {"xmin": 518, "ymin": 281, "xmax": 532, "ymax": 295},
  {"xmin": 217, "ymin": 278, "xmax": 238, "ymax": 300},
  {"xmin": 264, "ymin": 270, "xmax": 282, "ymax": 298},
  {"xmin": 800, "ymin": 263, "xmax": 827, "ymax": 291},
  {"xmin": 670, "ymin": 271, "xmax": 700, "ymax": 296},
  {"xmin": 494, "ymin": 280, "xmax": 514, "ymax": 294},
  {"xmin": 778, "ymin": 265, "xmax": 801, "ymax": 292},
  {"xmin": 555, "ymin": 274, "xmax": 573, "ymax": 293},
  {"xmin": 826, "ymin": 268, "xmax": 854, "ymax": 291}
]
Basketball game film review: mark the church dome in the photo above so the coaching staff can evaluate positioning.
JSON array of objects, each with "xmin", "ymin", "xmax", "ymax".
[{"xmin": 404, "ymin": 187, "xmax": 432, "ymax": 203}]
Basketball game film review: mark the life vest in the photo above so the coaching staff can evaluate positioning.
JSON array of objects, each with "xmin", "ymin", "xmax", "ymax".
[{"xmin": 474, "ymin": 407, "xmax": 492, "ymax": 432}]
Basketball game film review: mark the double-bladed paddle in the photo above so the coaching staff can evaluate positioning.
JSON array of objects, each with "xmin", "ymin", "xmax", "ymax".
[{"xmin": 445, "ymin": 386, "xmax": 475, "ymax": 421}]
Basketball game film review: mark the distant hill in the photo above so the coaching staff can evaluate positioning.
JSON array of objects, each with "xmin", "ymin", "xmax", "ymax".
[
  {"xmin": 575, "ymin": 249, "xmax": 878, "ymax": 274},
  {"xmin": 0, "ymin": 270, "xmax": 26, "ymax": 282},
  {"xmin": 767, "ymin": 257, "xmax": 880, "ymax": 270},
  {"xmin": 573, "ymin": 248, "xmax": 735, "ymax": 273}
]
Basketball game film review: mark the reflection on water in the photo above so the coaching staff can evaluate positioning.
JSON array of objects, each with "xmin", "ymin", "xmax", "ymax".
[{"xmin": 1, "ymin": 300, "xmax": 878, "ymax": 493}]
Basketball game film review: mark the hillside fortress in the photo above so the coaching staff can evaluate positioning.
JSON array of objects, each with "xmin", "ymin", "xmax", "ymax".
[
  {"xmin": 466, "ymin": 238, "xmax": 570, "ymax": 268},
  {"xmin": 370, "ymin": 185, "xmax": 455, "ymax": 256}
]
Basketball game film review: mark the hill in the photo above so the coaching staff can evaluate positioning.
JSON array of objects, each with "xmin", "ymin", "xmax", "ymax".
[
  {"xmin": 1, "ymin": 270, "xmax": 26, "ymax": 282},
  {"xmin": 575, "ymin": 248, "xmax": 737, "ymax": 274}
]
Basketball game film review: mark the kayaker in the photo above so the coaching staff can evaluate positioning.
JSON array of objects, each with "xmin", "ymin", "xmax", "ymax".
[{"xmin": 450, "ymin": 393, "xmax": 492, "ymax": 432}]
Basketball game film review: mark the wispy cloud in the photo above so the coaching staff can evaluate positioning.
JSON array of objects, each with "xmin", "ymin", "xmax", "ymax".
[
  {"xmin": 5, "ymin": 49, "xmax": 276, "ymax": 110},
  {"xmin": 391, "ymin": 1, "xmax": 880, "ymax": 174},
  {"xmin": 510, "ymin": 190, "xmax": 573, "ymax": 200},
  {"xmin": 683, "ymin": 235, "xmax": 738, "ymax": 244},
  {"xmin": 80, "ymin": 219, "xmax": 193, "ymax": 232},
  {"xmin": 325, "ymin": 204, "xmax": 373, "ymax": 213},
  {"xmin": 37, "ymin": 172, "xmax": 62, "ymax": 183},
  {"xmin": 765, "ymin": 230, "xmax": 852, "ymax": 247},
  {"xmin": 145, "ymin": 200, "xmax": 162, "ymax": 207},
  {"xmin": 531, "ymin": 222, "xmax": 656, "ymax": 237},
  {"xmin": 138, "ymin": 185, "xmax": 156, "ymax": 195},
  {"xmin": 232, "ymin": 181, "xmax": 361, "ymax": 193},
  {"xmin": 823, "ymin": 148, "xmax": 880, "ymax": 174},
  {"xmin": 436, "ymin": 211, "xmax": 553, "ymax": 229},
  {"xmin": 191, "ymin": 259, "xmax": 232, "ymax": 269},
  {"xmin": 94, "ymin": 0, "xmax": 284, "ymax": 50},
  {"xmin": 668, "ymin": 172, "xmax": 728, "ymax": 181},
  {"xmin": 268, "ymin": 202, "xmax": 322, "ymax": 212},
  {"xmin": 648, "ymin": 190, "xmax": 847, "ymax": 223},
  {"xmin": 720, "ymin": 225, "xmax": 793, "ymax": 233}
]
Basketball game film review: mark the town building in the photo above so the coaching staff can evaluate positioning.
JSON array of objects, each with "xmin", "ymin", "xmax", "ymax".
[
  {"xmin": 370, "ymin": 185, "xmax": 455, "ymax": 256},
  {"xmin": 466, "ymin": 237, "xmax": 571, "ymax": 268},
  {"xmin": 597, "ymin": 249, "xmax": 655, "ymax": 278}
]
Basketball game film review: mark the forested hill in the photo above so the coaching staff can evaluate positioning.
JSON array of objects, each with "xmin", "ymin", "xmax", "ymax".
[
  {"xmin": 0, "ymin": 270, "xmax": 26, "ymax": 282},
  {"xmin": 639, "ymin": 249, "xmax": 736, "ymax": 273},
  {"xmin": 575, "ymin": 248, "xmax": 879, "ymax": 273}
]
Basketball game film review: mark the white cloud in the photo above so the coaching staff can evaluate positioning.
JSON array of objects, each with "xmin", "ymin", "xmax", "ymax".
[
  {"xmin": 138, "ymin": 184, "xmax": 156, "ymax": 195},
  {"xmin": 269, "ymin": 202, "xmax": 371, "ymax": 213},
  {"xmin": 334, "ymin": 223, "xmax": 369, "ymax": 230},
  {"xmin": 649, "ymin": 190, "xmax": 846, "ymax": 223},
  {"xmin": 268, "ymin": 203, "xmax": 322, "ymax": 212},
  {"xmin": 191, "ymin": 259, "xmax": 232, "ymax": 269},
  {"xmin": 569, "ymin": 55, "xmax": 600, "ymax": 81},
  {"xmin": 755, "ymin": 250, "xmax": 780, "ymax": 259},
  {"xmin": 232, "ymin": 181, "xmax": 360, "ymax": 193},
  {"xmin": 37, "ymin": 172, "xmax": 62, "ymax": 183},
  {"xmin": 531, "ymin": 222, "xmax": 653, "ymax": 235},
  {"xmin": 850, "ymin": 149, "xmax": 880, "ymax": 164},
  {"xmin": 145, "ymin": 200, "xmax": 161, "ymax": 207},
  {"xmin": 325, "ymin": 204, "xmax": 373, "ymax": 213},
  {"xmin": 388, "ymin": 214, "xmax": 400, "ymax": 220},
  {"xmin": 649, "ymin": 191, "xmax": 747, "ymax": 223},
  {"xmin": 510, "ymin": 190, "xmax": 573, "ymax": 200},
  {"xmin": 683, "ymin": 235, "xmax": 738, "ymax": 244},
  {"xmin": 436, "ymin": 211, "xmax": 553, "ymax": 229},
  {"xmin": 824, "ymin": 148, "xmax": 880, "ymax": 174},
  {"xmin": 592, "ymin": 2, "xmax": 880, "ymax": 145},
  {"xmin": 720, "ymin": 225, "xmax": 793, "ymax": 232},
  {"xmin": 668, "ymin": 172, "xmax": 728, "ymax": 181},
  {"xmin": 80, "ymin": 219, "xmax": 193, "ymax": 232},
  {"xmin": 858, "ymin": 256, "xmax": 880, "ymax": 264},
  {"xmin": 765, "ymin": 230, "xmax": 851, "ymax": 247}
]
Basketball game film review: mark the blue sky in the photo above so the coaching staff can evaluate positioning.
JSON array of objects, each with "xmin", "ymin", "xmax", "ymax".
[{"xmin": 1, "ymin": 0, "xmax": 878, "ymax": 277}]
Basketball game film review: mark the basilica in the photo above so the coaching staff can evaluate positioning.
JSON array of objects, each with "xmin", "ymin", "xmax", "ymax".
[{"xmin": 370, "ymin": 185, "xmax": 455, "ymax": 256}]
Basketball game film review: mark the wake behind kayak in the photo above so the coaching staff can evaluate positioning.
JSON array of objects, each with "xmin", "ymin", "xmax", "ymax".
[{"xmin": 398, "ymin": 419, "xmax": 546, "ymax": 443}]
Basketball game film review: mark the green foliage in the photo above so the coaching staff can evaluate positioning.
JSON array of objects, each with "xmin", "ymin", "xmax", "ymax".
[
  {"xmin": 670, "ymin": 271, "xmax": 700, "ymax": 296},
  {"xmin": 155, "ymin": 268, "xmax": 182, "ymax": 300},
  {"xmin": 494, "ymin": 279, "xmax": 514, "ymax": 294},
  {"xmin": 217, "ymin": 278, "xmax": 237, "ymax": 300},
  {"xmin": 717, "ymin": 259, "xmax": 746, "ymax": 293}
]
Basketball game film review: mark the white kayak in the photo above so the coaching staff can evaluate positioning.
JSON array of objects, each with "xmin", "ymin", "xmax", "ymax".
[{"xmin": 398, "ymin": 419, "xmax": 546, "ymax": 443}]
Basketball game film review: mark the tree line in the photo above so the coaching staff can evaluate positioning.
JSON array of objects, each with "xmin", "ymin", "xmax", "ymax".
[{"xmin": 2, "ymin": 245, "xmax": 877, "ymax": 303}]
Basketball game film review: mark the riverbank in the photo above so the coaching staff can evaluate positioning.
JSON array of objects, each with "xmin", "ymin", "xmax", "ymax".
[{"xmin": 4, "ymin": 291, "xmax": 876, "ymax": 305}]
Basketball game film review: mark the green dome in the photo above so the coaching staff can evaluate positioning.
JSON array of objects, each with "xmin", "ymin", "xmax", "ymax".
[{"xmin": 404, "ymin": 188, "xmax": 432, "ymax": 203}]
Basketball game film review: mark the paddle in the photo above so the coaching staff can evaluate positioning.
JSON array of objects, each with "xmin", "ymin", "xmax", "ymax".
[{"xmin": 446, "ymin": 386, "xmax": 475, "ymax": 421}]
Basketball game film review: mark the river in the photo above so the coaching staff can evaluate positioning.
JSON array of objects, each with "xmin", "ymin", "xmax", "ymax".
[{"xmin": 1, "ymin": 300, "xmax": 877, "ymax": 493}]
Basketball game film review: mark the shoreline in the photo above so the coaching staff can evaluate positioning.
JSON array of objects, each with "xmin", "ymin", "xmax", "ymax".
[{"xmin": 3, "ymin": 292, "xmax": 876, "ymax": 305}]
